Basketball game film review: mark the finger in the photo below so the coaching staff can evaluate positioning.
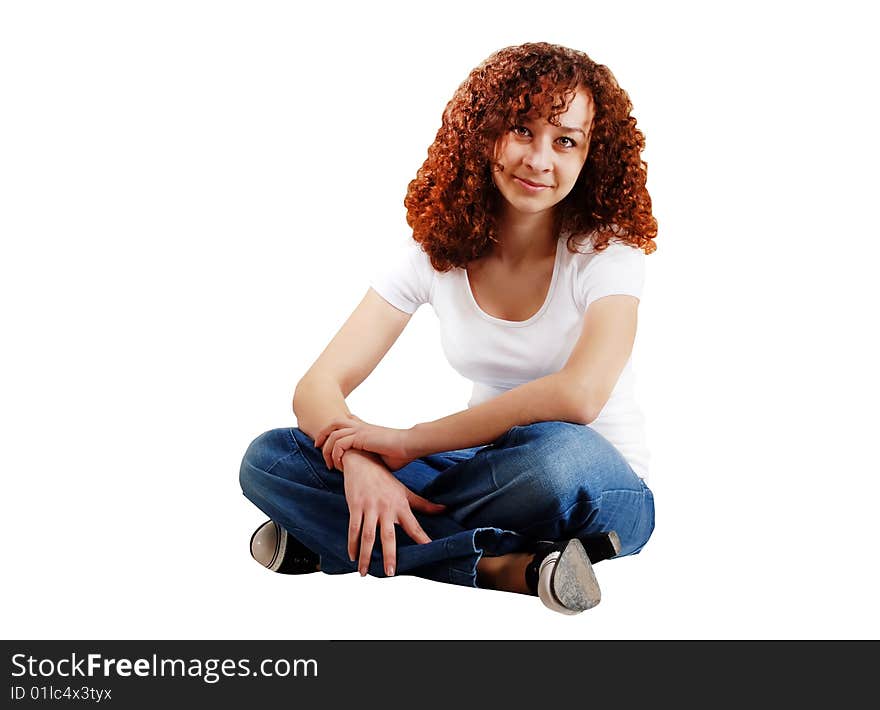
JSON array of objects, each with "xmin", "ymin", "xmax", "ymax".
[
  {"xmin": 324, "ymin": 429, "xmax": 356, "ymax": 470},
  {"xmin": 358, "ymin": 510, "xmax": 379, "ymax": 576},
  {"xmin": 322, "ymin": 435, "xmax": 333, "ymax": 470},
  {"xmin": 332, "ymin": 434, "xmax": 356, "ymax": 471},
  {"xmin": 347, "ymin": 507, "xmax": 363, "ymax": 563},
  {"xmin": 322, "ymin": 428, "xmax": 347, "ymax": 469},
  {"xmin": 379, "ymin": 517, "xmax": 397, "ymax": 577},
  {"xmin": 319, "ymin": 429, "xmax": 336, "ymax": 468},
  {"xmin": 314, "ymin": 417, "xmax": 356, "ymax": 448},
  {"xmin": 321, "ymin": 428, "xmax": 346, "ymax": 469},
  {"xmin": 407, "ymin": 491, "xmax": 448, "ymax": 514},
  {"xmin": 400, "ymin": 508, "xmax": 432, "ymax": 545},
  {"xmin": 314, "ymin": 421, "xmax": 341, "ymax": 449}
]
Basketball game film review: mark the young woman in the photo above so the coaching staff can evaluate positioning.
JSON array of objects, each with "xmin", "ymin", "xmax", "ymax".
[{"xmin": 239, "ymin": 41, "xmax": 657, "ymax": 614}]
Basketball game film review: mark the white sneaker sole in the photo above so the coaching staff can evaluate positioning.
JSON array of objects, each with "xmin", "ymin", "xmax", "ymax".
[
  {"xmin": 537, "ymin": 539, "xmax": 601, "ymax": 615},
  {"xmin": 268, "ymin": 524, "xmax": 288, "ymax": 572}
]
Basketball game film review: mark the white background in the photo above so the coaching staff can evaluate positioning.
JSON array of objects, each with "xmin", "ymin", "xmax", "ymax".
[{"xmin": 2, "ymin": 1, "xmax": 878, "ymax": 640}]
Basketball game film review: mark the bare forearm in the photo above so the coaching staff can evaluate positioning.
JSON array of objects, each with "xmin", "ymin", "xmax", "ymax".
[
  {"xmin": 406, "ymin": 372, "xmax": 586, "ymax": 458},
  {"xmin": 292, "ymin": 375, "xmax": 354, "ymax": 443},
  {"xmin": 293, "ymin": 375, "xmax": 389, "ymax": 472}
]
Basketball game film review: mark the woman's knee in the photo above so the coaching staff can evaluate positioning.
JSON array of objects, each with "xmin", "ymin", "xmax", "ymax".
[
  {"xmin": 495, "ymin": 421, "xmax": 639, "ymax": 514},
  {"xmin": 618, "ymin": 484, "xmax": 655, "ymax": 556},
  {"xmin": 490, "ymin": 423, "xmax": 585, "ymax": 514},
  {"xmin": 239, "ymin": 427, "xmax": 296, "ymax": 494},
  {"xmin": 240, "ymin": 426, "xmax": 333, "ymax": 498}
]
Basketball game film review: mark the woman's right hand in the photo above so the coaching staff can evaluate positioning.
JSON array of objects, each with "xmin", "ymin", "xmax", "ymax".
[{"xmin": 340, "ymin": 449, "xmax": 447, "ymax": 578}]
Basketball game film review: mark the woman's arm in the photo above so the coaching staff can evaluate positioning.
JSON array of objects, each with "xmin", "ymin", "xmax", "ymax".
[
  {"xmin": 293, "ymin": 375, "xmax": 355, "ymax": 443},
  {"xmin": 295, "ymin": 375, "xmax": 402, "ymax": 471},
  {"xmin": 293, "ymin": 288, "xmax": 413, "ymax": 442},
  {"xmin": 406, "ymin": 295, "xmax": 640, "ymax": 458},
  {"xmin": 405, "ymin": 371, "xmax": 585, "ymax": 458},
  {"xmin": 310, "ymin": 295, "xmax": 639, "ymax": 465}
]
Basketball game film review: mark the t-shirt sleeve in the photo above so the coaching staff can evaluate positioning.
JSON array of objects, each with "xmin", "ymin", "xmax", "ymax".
[
  {"xmin": 368, "ymin": 239, "xmax": 435, "ymax": 314},
  {"xmin": 577, "ymin": 242, "xmax": 646, "ymax": 311}
]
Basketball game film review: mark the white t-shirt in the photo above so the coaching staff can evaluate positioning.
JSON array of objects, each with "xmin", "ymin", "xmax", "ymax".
[{"xmin": 369, "ymin": 233, "xmax": 650, "ymax": 480}]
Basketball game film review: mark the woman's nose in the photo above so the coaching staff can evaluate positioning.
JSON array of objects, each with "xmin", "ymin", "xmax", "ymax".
[{"xmin": 523, "ymin": 139, "xmax": 553, "ymax": 172}]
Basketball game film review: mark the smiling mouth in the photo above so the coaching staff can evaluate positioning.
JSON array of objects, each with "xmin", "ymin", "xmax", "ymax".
[{"xmin": 514, "ymin": 176, "xmax": 551, "ymax": 189}]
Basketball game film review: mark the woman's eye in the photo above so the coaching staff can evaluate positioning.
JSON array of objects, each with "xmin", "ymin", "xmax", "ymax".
[{"xmin": 511, "ymin": 125, "xmax": 576, "ymax": 148}]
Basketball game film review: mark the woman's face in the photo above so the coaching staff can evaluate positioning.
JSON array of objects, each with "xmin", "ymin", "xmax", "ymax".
[{"xmin": 491, "ymin": 87, "xmax": 594, "ymax": 218}]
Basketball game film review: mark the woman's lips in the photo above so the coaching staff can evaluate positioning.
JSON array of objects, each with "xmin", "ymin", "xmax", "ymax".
[{"xmin": 513, "ymin": 176, "xmax": 551, "ymax": 191}]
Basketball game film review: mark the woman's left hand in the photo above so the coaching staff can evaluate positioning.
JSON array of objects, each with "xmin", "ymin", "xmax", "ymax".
[{"xmin": 313, "ymin": 415, "xmax": 413, "ymax": 472}]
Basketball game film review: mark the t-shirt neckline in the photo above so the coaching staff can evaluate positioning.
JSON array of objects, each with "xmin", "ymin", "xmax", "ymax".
[{"xmin": 463, "ymin": 236, "xmax": 564, "ymax": 328}]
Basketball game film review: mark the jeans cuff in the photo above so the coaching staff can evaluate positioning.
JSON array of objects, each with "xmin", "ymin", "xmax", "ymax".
[{"xmin": 444, "ymin": 527, "xmax": 530, "ymax": 587}]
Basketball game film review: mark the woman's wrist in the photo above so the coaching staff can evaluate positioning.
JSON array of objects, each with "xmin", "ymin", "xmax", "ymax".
[
  {"xmin": 404, "ymin": 423, "xmax": 430, "ymax": 459},
  {"xmin": 340, "ymin": 448, "xmax": 383, "ymax": 471}
]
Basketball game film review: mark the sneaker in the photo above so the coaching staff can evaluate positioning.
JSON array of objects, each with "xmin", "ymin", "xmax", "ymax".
[
  {"xmin": 526, "ymin": 539, "xmax": 601, "ymax": 614},
  {"xmin": 249, "ymin": 520, "xmax": 320, "ymax": 574},
  {"xmin": 580, "ymin": 530, "xmax": 622, "ymax": 564}
]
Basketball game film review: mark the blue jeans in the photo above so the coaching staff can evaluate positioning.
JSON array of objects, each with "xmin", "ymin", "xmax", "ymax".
[{"xmin": 239, "ymin": 421, "xmax": 655, "ymax": 588}]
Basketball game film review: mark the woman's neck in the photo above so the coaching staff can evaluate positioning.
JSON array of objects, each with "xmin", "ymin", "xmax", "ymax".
[{"xmin": 491, "ymin": 207, "xmax": 559, "ymax": 267}]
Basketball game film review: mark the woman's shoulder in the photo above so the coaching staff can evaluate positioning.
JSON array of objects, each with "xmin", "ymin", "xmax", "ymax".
[
  {"xmin": 369, "ymin": 237, "xmax": 438, "ymax": 312},
  {"xmin": 380, "ymin": 236, "xmax": 434, "ymax": 268},
  {"xmin": 562, "ymin": 229, "xmax": 645, "ymax": 269}
]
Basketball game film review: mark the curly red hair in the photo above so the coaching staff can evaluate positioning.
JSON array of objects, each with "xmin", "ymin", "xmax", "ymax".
[{"xmin": 404, "ymin": 42, "xmax": 657, "ymax": 271}]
